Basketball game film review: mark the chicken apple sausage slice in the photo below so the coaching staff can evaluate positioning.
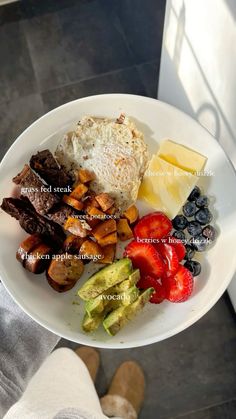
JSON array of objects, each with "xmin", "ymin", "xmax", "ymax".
[
  {"xmin": 24, "ymin": 243, "xmax": 52, "ymax": 274},
  {"xmin": 47, "ymin": 255, "xmax": 84, "ymax": 292},
  {"xmin": 16, "ymin": 234, "xmax": 43, "ymax": 264}
]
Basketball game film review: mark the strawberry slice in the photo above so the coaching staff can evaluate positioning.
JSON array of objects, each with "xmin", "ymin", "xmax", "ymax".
[
  {"xmin": 163, "ymin": 265, "xmax": 194, "ymax": 302},
  {"xmin": 124, "ymin": 241, "xmax": 165, "ymax": 278},
  {"xmin": 156, "ymin": 243, "xmax": 179, "ymax": 276},
  {"xmin": 134, "ymin": 212, "xmax": 172, "ymax": 241},
  {"xmin": 137, "ymin": 275, "xmax": 166, "ymax": 304},
  {"xmin": 169, "ymin": 237, "xmax": 186, "ymax": 261}
]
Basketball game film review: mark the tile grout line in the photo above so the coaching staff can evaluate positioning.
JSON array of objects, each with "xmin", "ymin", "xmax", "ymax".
[
  {"xmin": 168, "ymin": 397, "xmax": 236, "ymax": 419},
  {"xmin": 39, "ymin": 60, "xmax": 158, "ymax": 96}
]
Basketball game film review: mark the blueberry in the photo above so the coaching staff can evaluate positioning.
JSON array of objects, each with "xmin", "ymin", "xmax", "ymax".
[
  {"xmin": 196, "ymin": 195, "xmax": 209, "ymax": 208},
  {"xmin": 172, "ymin": 230, "xmax": 186, "ymax": 242},
  {"xmin": 184, "ymin": 245, "xmax": 195, "ymax": 260},
  {"xmin": 190, "ymin": 234, "xmax": 209, "ymax": 252},
  {"xmin": 202, "ymin": 225, "xmax": 216, "ymax": 241},
  {"xmin": 188, "ymin": 186, "xmax": 201, "ymax": 202},
  {"xmin": 195, "ymin": 208, "xmax": 213, "ymax": 225},
  {"xmin": 183, "ymin": 201, "xmax": 197, "ymax": 217},
  {"xmin": 184, "ymin": 260, "xmax": 201, "ymax": 276},
  {"xmin": 187, "ymin": 221, "xmax": 202, "ymax": 237},
  {"xmin": 172, "ymin": 215, "xmax": 188, "ymax": 230}
]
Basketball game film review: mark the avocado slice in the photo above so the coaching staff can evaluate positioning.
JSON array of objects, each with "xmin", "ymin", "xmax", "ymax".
[
  {"xmin": 113, "ymin": 269, "xmax": 140, "ymax": 293},
  {"xmin": 106, "ymin": 285, "xmax": 140, "ymax": 312},
  {"xmin": 85, "ymin": 294, "xmax": 105, "ymax": 318},
  {"xmin": 103, "ymin": 288, "xmax": 154, "ymax": 336},
  {"xmin": 82, "ymin": 312, "xmax": 103, "ymax": 333},
  {"xmin": 78, "ymin": 258, "xmax": 133, "ymax": 300},
  {"xmin": 116, "ymin": 285, "xmax": 140, "ymax": 307},
  {"xmin": 85, "ymin": 283, "xmax": 139, "ymax": 318}
]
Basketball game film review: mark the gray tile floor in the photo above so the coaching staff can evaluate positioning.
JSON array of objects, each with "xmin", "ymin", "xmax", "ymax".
[{"xmin": 0, "ymin": 1, "xmax": 235, "ymax": 418}]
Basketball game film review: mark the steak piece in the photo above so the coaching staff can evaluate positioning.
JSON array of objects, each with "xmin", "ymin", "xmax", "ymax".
[
  {"xmin": 47, "ymin": 203, "xmax": 78, "ymax": 226},
  {"xmin": 1, "ymin": 198, "xmax": 65, "ymax": 247},
  {"xmin": 30, "ymin": 149, "xmax": 72, "ymax": 190},
  {"xmin": 13, "ymin": 164, "xmax": 60, "ymax": 215}
]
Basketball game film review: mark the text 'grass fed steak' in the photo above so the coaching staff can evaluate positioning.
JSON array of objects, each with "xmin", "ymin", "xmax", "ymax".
[
  {"xmin": 1, "ymin": 198, "xmax": 65, "ymax": 247},
  {"xmin": 13, "ymin": 164, "xmax": 60, "ymax": 215},
  {"xmin": 30, "ymin": 149, "xmax": 72, "ymax": 190}
]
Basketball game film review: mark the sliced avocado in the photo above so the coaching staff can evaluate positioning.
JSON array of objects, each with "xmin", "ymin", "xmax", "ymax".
[
  {"xmin": 78, "ymin": 258, "xmax": 133, "ymax": 300},
  {"xmin": 113, "ymin": 269, "xmax": 140, "ymax": 293},
  {"xmin": 103, "ymin": 287, "xmax": 154, "ymax": 336},
  {"xmin": 117, "ymin": 285, "xmax": 140, "ymax": 307},
  {"xmin": 85, "ymin": 294, "xmax": 105, "ymax": 318},
  {"xmin": 105, "ymin": 285, "xmax": 140, "ymax": 311},
  {"xmin": 82, "ymin": 312, "xmax": 103, "ymax": 333},
  {"xmin": 85, "ymin": 284, "xmax": 139, "ymax": 318}
]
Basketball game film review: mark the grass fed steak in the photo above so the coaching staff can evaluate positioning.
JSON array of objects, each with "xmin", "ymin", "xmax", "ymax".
[
  {"xmin": 30, "ymin": 149, "xmax": 72, "ymax": 190},
  {"xmin": 13, "ymin": 164, "xmax": 60, "ymax": 215},
  {"xmin": 1, "ymin": 198, "xmax": 65, "ymax": 247}
]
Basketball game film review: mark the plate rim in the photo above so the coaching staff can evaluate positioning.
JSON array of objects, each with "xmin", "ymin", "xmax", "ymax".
[{"xmin": 0, "ymin": 93, "xmax": 236, "ymax": 348}]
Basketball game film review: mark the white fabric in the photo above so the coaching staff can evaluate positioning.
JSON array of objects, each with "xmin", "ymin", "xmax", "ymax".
[{"xmin": 4, "ymin": 348, "xmax": 121, "ymax": 419}]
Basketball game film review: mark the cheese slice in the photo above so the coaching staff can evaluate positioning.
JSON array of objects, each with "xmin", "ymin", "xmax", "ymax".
[
  {"xmin": 138, "ymin": 155, "xmax": 198, "ymax": 219},
  {"xmin": 158, "ymin": 140, "xmax": 207, "ymax": 174}
]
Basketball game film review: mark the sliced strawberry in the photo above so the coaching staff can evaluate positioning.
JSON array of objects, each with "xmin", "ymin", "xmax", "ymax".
[
  {"xmin": 134, "ymin": 212, "xmax": 172, "ymax": 241},
  {"xmin": 163, "ymin": 265, "xmax": 194, "ymax": 302},
  {"xmin": 124, "ymin": 241, "xmax": 165, "ymax": 278},
  {"xmin": 137, "ymin": 275, "xmax": 166, "ymax": 304},
  {"xmin": 155, "ymin": 243, "xmax": 179, "ymax": 276},
  {"xmin": 169, "ymin": 237, "xmax": 186, "ymax": 261}
]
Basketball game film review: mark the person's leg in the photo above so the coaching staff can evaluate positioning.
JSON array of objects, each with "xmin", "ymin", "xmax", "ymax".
[
  {"xmin": 0, "ymin": 284, "xmax": 59, "ymax": 417},
  {"xmin": 4, "ymin": 346, "xmax": 108, "ymax": 419}
]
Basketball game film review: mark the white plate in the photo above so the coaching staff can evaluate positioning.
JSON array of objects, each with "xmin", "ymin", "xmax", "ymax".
[{"xmin": 0, "ymin": 94, "xmax": 236, "ymax": 348}]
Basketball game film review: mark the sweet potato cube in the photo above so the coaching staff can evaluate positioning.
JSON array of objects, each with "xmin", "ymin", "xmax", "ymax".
[
  {"xmin": 95, "ymin": 193, "xmax": 114, "ymax": 211},
  {"xmin": 87, "ymin": 206, "xmax": 106, "ymax": 219},
  {"xmin": 79, "ymin": 239, "xmax": 104, "ymax": 261},
  {"xmin": 70, "ymin": 184, "xmax": 88, "ymax": 200},
  {"xmin": 63, "ymin": 235, "xmax": 85, "ymax": 254},
  {"xmin": 117, "ymin": 218, "xmax": 133, "ymax": 241},
  {"xmin": 123, "ymin": 205, "xmax": 139, "ymax": 224},
  {"xmin": 96, "ymin": 244, "xmax": 116, "ymax": 264},
  {"xmin": 63, "ymin": 195, "xmax": 84, "ymax": 211},
  {"xmin": 97, "ymin": 232, "xmax": 118, "ymax": 247},
  {"xmin": 84, "ymin": 196, "xmax": 100, "ymax": 211},
  {"xmin": 86, "ymin": 206, "xmax": 106, "ymax": 228},
  {"xmin": 105, "ymin": 206, "xmax": 116, "ymax": 215},
  {"xmin": 64, "ymin": 217, "xmax": 88, "ymax": 238},
  {"xmin": 78, "ymin": 169, "xmax": 95, "ymax": 183},
  {"xmin": 92, "ymin": 219, "xmax": 117, "ymax": 241}
]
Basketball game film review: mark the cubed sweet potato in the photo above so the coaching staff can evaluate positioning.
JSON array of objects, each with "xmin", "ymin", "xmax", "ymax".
[
  {"xmin": 79, "ymin": 239, "xmax": 104, "ymax": 262},
  {"xmin": 105, "ymin": 206, "xmax": 116, "ymax": 215},
  {"xmin": 62, "ymin": 195, "xmax": 84, "ymax": 211},
  {"xmin": 78, "ymin": 169, "xmax": 95, "ymax": 183},
  {"xmin": 70, "ymin": 184, "xmax": 88, "ymax": 200},
  {"xmin": 117, "ymin": 218, "xmax": 133, "ymax": 241},
  {"xmin": 92, "ymin": 219, "xmax": 117, "ymax": 241},
  {"xmin": 84, "ymin": 196, "xmax": 100, "ymax": 212},
  {"xmin": 63, "ymin": 235, "xmax": 85, "ymax": 254},
  {"xmin": 96, "ymin": 244, "xmax": 116, "ymax": 264},
  {"xmin": 86, "ymin": 206, "xmax": 106, "ymax": 228},
  {"xmin": 123, "ymin": 205, "xmax": 139, "ymax": 224},
  {"xmin": 64, "ymin": 217, "xmax": 88, "ymax": 238},
  {"xmin": 97, "ymin": 232, "xmax": 118, "ymax": 247},
  {"xmin": 95, "ymin": 193, "xmax": 114, "ymax": 211}
]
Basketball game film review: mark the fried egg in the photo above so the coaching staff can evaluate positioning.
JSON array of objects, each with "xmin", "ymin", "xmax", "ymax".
[{"xmin": 55, "ymin": 115, "xmax": 148, "ymax": 212}]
